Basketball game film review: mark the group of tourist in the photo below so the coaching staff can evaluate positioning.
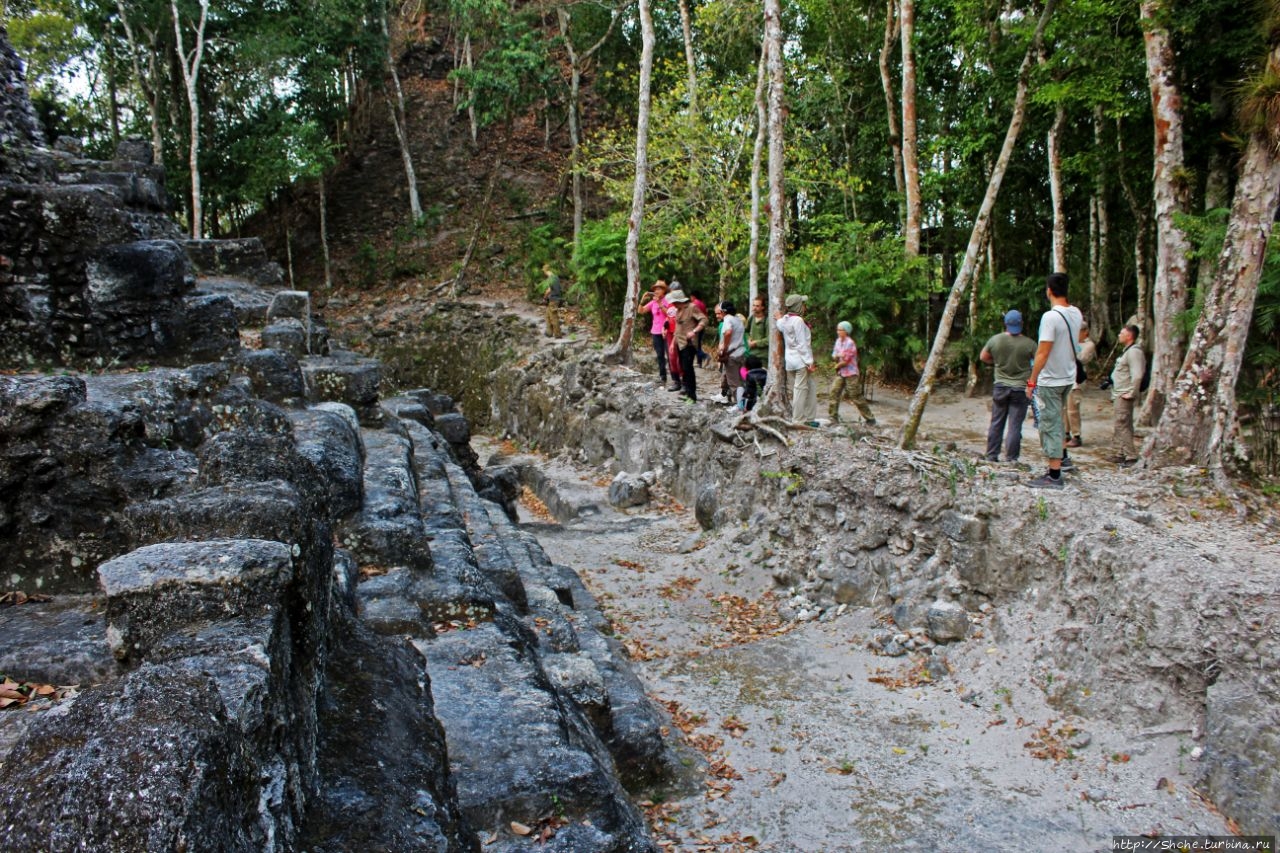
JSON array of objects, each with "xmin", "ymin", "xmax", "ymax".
[
  {"xmin": 636, "ymin": 283, "xmax": 877, "ymax": 427},
  {"xmin": 545, "ymin": 267, "xmax": 1144, "ymax": 488},
  {"xmin": 982, "ymin": 272, "xmax": 1146, "ymax": 489}
]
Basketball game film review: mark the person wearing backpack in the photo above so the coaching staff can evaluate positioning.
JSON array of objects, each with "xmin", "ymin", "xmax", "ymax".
[
  {"xmin": 1108, "ymin": 324, "xmax": 1146, "ymax": 466},
  {"xmin": 1025, "ymin": 273, "xmax": 1083, "ymax": 488}
]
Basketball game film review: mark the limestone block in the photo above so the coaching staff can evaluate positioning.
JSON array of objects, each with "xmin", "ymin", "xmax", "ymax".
[
  {"xmin": 608, "ymin": 471, "xmax": 650, "ymax": 508},
  {"xmin": 267, "ymin": 289, "xmax": 311, "ymax": 322},
  {"xmin": 98, "ymin": 538, "xmax": 294, "ymax": 662},
  {"xmin": 926, "ymin": 600, "xmax": 971, "ymax": 644}
]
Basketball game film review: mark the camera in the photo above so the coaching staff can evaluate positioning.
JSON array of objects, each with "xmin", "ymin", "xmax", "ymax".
[{"xmin": 1099, "ymin": 378, "xmax": 1113, "ymax": 391}]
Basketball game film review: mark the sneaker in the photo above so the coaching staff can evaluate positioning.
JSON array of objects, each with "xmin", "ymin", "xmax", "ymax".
[
  {"xmin": 1059, "ymin": 457, "xmax": 1076, "ymax": 472},
  {"xmin": 1064, "ymin": 436, "xmax": 1082, "ymax": 448},
  {"xmin": 1027, "ymin": 472, "xmax": 1065, "ymax": 489},
  {"xmin": 805, "ymin": 420, "xmax": 821, "ymax": 428},
  {"xmin": 668, "ymin": 382, "xmax": 683, "ymax": 392},
  {"xmin": 864, "ymin": 419, "xmax": 878, "ymax": 426}
]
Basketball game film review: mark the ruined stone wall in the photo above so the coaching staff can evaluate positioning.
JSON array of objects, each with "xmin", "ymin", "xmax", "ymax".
[
  {"xmin": 0, "ymin": 26, "xmax": 45, "ymax": 160},
  {"xmin": 402, "ymin": 321, "xmax": 1278, "ymax": 837}
]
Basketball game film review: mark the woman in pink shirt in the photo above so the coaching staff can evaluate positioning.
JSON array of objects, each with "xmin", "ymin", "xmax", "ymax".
[{"xmin": 638, "ymin": 281, "xmax": 673, "ymax": 387}]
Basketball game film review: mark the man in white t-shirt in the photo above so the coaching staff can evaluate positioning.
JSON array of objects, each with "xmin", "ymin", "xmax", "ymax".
[
  {"xmin": 1025, "ymin": 272, "xmax": 1083, "ymax": 489},
  {"xmin": 715, "ymin": 301, "xmax": 747, "ymax": 408}
]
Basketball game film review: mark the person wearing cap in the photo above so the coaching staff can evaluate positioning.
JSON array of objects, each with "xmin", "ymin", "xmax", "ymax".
[
  {"xmin": 776, "ymin": 293, "xmax": 817, "ymax": 424},
  {"xmin": 667, "ymin": 289, "xmax": 708, "ymax": 401},
  {"xmin": 829, "ymin": 321, "xmax": 876, "ymax": 425},
  {"xmin": 1064, "ymin": 319, "xmax": 1096, "ymax": 448},
  {"xmin": 639, "ymin": 280, "xmax": 673, "ymax": 387},
  {"xmin": 980, "ymin": 308, "xmax": 1037, "ymax": 463},
  {"xmin": 542, "ymin": 263, "xmax": 564, "ymax": 337}
]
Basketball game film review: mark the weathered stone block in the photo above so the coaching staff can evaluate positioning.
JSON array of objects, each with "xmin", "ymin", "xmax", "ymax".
[
  {"xmin": 608, "ymin": 471, "xmax": 650, "ymax": 508},
  {"xmin": 926, "ymin": 600, "xmax": 971, "ymax": 643},
  {"xmin": 98, "ymin": 538, "xmax": 294, "ymax": 662},
  {"xmin": 267, "ymin": 289, "xmax": 311, "ymax": 321}
]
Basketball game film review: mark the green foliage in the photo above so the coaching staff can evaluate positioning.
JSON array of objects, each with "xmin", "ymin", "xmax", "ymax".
[
  {"xmin": 448, "ymin": 11, "xmax": 556, "ymax": 130},
  {"xmin": 572, "ymin": 217, "xmax": 630, "ymax": 332},
  {"xmin": 519, "ymin": 223, "xmax": 569, "ymax": 301}
]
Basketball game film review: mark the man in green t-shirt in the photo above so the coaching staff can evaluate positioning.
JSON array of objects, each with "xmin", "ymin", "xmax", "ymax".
[{"xmin": 980, "ymin": 310, "xmax": 1037, "ymax": 462}]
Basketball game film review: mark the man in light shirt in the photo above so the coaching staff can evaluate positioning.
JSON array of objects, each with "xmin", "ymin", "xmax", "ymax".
[
  {"xmin": 1025, "ymin": 273, "xmax": 1083, "ymax": 489},
  {"xmin": 775, "ymin": 293, "xmax": 817, "ymax": 425}
]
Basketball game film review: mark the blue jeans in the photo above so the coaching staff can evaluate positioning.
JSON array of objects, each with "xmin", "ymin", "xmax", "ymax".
[{"xmin": 987, "ymin": 384, "xmax": 1030, "ymax": 461}]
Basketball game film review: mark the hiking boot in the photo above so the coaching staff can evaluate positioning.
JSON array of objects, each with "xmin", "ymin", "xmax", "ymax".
[
  {"xmin": 1064, "ymin": 436, "xmax": 1082, "ymax": 448},
  {"xmin": 668, "ymin": 381, "xmax": 683, "ymax": 392},
  {"xmin": 1027, "ymin": 472, "xmax": 1065, "ymax": 489},
  {"xmin": 1059, "ymin": 456, "xmax": 1076, "ymax": 472}
]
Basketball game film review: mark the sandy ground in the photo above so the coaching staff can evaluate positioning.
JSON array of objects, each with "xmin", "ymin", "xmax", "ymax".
[{"xmin": 474, "ymin": 425, "xmax": 1231, "ymax": 853}]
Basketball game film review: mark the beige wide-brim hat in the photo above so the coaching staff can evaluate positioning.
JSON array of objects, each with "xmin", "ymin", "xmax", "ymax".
[
  {"xmin": 785, "ymin": 294, "xmax": 808, "ymax": 311},
  {"xmin": 667, "ymin": 290, "xmax": 690, "ymax": 303}
]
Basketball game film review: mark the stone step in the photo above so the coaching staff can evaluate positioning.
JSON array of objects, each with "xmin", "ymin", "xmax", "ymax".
[{"xmin": 339, "ymin": 425, "xmax": 432, "ymax": 572}]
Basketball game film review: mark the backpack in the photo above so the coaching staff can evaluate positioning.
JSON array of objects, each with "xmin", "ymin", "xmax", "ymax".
[{"xmin": 1139, "ymin": 361, "xmax": 1151, "ymax": 393}]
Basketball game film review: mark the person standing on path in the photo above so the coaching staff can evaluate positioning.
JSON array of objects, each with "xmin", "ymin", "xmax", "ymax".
[
  {"xmin": 639, "ymin": 281, "xmax": 672, "ymax": 386},
  {"xmin": 829, "ymin": 321, "xmax": 877, "ymax": 425},
  {"xmin": 1108, "ymin": 324, "xmax": 1146, "ymax": 465},
  {"xmin": 980, "ymin": 310, "xmax": 1036, "ymax": 462},
  {"xmin": 715, "ymin": 301, "xmax": 747, "ymax": 408},
  {"xmin": 1064, "ymin": 319, "xmax": 1097, "ymax": 448},
  {"xmin": 667, "ymin": 289, "xmax": 707, "ymax": 402},
  {"xmin": 542, "ymin": 263, "xmax": 564, "ymax": 338},
  {"xmin": 1025, "ymin": 273, "xmax": 1083, "ymax": 488},
  {"xmin": 776, "ymin": 294, "xmax": 817, "ymax": 425}
]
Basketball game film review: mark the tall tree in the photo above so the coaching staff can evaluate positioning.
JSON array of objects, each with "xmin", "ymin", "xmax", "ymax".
[
  {"xmin": 381, "ymin": 5, "xmax": 422, "ymax": 223},
  {"xmin": 1088, "ymin": 106, "xmax": 1111, "ymax": 342},
  {"xmin": 171, "ymin": 0, "xmax": 209, "ymax": 238},
  {"xmin": 761, "ymin": 0, "xmax": 785, "ymax": 413},
  {"xmin": 747, "ymin": 39, "xmax": 766, "ymax": 306},
  {"xmin": 1144, "ymin": 23, "xmax": 1280, "ymax": 483},
  {"xmin": 1139, "ymin": 0, "xmax": 1193, "ymax": 425},
  {"xmin": 114, "ymin": 0, "xmax": 166, "ymax": 163},
  {"xmin": 678, "ymin": 0, "xmax": 698, "ymax": 113},
  {"xmin": 1047, "ymin": 101, "xmax": 1067, "ymax": 272},
  {"xmin": 878, "ymin": 0, "xmax": 905, "ymax": 223},
  {"xmin": 898, "ymin": 0, "xmax": 921, "ymax": 257},
  {"xmin": 899, "ymin": 0, "xmax": 1057, "ymax": 450},
  {"xmin": 608, "ymin": 0, "xmax": 654, "ymax": 363}
]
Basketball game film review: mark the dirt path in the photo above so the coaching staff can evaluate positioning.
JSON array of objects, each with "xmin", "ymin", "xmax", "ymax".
[{"xmin": 485, "ymin": 445, "xmax": 1229, "ymax": 853}]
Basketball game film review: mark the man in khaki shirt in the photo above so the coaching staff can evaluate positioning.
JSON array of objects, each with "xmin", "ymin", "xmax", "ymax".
[{"xmin": 1109, "ymin": 324, "xmax": 1145, "ymax": 465}]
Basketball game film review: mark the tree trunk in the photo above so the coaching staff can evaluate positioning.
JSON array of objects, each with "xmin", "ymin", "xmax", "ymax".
[
  {"xmin": 319, "ymin": 173, "xmax": 332, "ymax": 291},
  {"xmin": 608, "ymin": 0, "xmax": 655, "ymax": 364},
  {"xmin": 878, "ymin": 0, "xmax": 905, "ymax": 223},
  {"xmin": 899, "ymin": 0, "xmax": 922, "ymax": 258},
  {"xmin": 1089, "ymin": 106, "xmax": 1111, "ymax": 344},
  {"xmin": 384, "ymin": 11, "xmax": 423, "ymax": 223},
  {"xmin": 1139, "ymin": 0, "xmax": 1193, "ymax": 427},
  {"xmin": 558, "ymin": 4, "xmax": 622, "ymax": 257},
  {"xmin": 171, "ymin": 0, "xmax": 209, "ymax": 239},
  {"xmin": 965, "ymin": 230, "xmax": 986, "ymax": 398},
  {"xmin": 678, "ymin": 0, "xmax": 698, "ymax": 113},
  {"xmin": 115, "ymin": 1, "xmax": 165, "ymax": 165},
  {"xmin": 1047, "ymin": 102, "xmax": 1067, "ymax": 272},
  {"xmin": 1117, "ymin": 122, "xmax": 1153, "ymax": 339},
  {"xmin": 898, "ymin": 0, "xmax": 1056, "ymax": 450},
  {"xmin": 748, "ymin": 42, "xmax": 767, "ymax": 307},
  {"xmin": 761, "ymin": 0, "xmax": 787, "ymax": 415},
  {"xmin": 1143, "ymin": 41, "xmax": 1280, "ymax": 483}
]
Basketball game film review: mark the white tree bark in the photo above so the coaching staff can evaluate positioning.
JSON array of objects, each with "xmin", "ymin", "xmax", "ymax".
[
  {"xmin": 1088, "ymin": 106, "xmax": 1111, "ymax": 342},
  {"xmin": 383, "ymin": 9, "xmax": 423, "ymax": 223},
  {"xmin": 747, "ymin": 41, "xmax": 768, "ymax": 307},
  {"xmin": 115, "ymin": 0, "xmax": 164, "ymax": 164},
  {"xmin": 1140, "ymin": 0, "xmax": 1193, "ymax": 426},
  {"xmin": 558, "ymin": 3, "xmax": 624, "ymax": 255},
  {"xmin": 879, "ymin": 0, "xmax": 906, "ymax": 222},
  {"xmin": 1047, "ymin": 102, "xmax": 1067, "ymax": 272},
  {"xmin": 171, "ymin": 0, "xmax": 209, "ymax": 239},
  {"xmin": 761, "ymin": 0, "xmax": 787, "ymax": 414},
  {"xmin": 678, "ymin": 0, "xmax": 698, "ymax": 114},
  {"xmin": 1144, "ymin": 40, "xmax": 1280, "ymax": 483},
  {"xmin": 608, "ymin": 0, "xmax": 655, "ymax": 363},
  {"xmin": 899, "ymin": 0, "xmax": 922, "ymax": 258},
  {"xmin": 898, "ymin": 0, "xmax": 1057, "ymax": 450}
]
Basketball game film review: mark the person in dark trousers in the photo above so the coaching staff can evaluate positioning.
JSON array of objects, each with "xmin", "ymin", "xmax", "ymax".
[
  {"xmin": 667, "ymin": 289, "xmax": 707, "ymax": 401},
  {"xmin": 980, "ymin": 310, "xmax": 1036, "ymax": 462},
  {"xmin": 638, "ymin": 280, "xmax": 671, "ymax": 386},
  {"xmin": 743, "ymin": 355, "xmax": 768, "ymax": 411}
]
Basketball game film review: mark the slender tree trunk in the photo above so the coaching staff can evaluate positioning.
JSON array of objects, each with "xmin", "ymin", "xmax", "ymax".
[
  {"xmin": 748, "ymin": 42, "xmax": 768, "ymax": 307},
  {"xmin": 965, "ymin": 230, "xmax": 986, "ymax": 398},
  {"xmin": 1139, "ymin": 0, "xmax": 1193, "ymax": 426},
  {"xmin": 115, "ymin": 1, "xmax": 165, "ymax": 165},
  {"xmin": 285, "ymin": 224, "xmax": 295, "ymax": 289},
  {"xmin": 558, "ymin": 4, "xmax": 622, "ymax": 256},
  {"xmin": 898, "ymin": 0, "xmax": 1056, "ymax": 450},
  {"xmin": 879, "ymin": 0, "xmax": 905, "ymax": 223},
  {"xmin": 382, "ymin": 11, "xmax": 422, "ymax": 223},
  {"xmin": 464, "ymin": 35, "xmax": 477, "ymax": 145},
  {"xmin": 1117, "ymin": 123, "xmax": 1153, "ymax": 339},
  {"xmin": 1089, "ymin": 106, "xmax": 1111, "ymax": 344},
  {"xmin": 319, "ymin": 173, "xmax": 332, "ymax": 290},
  {"xmin": 761, "ymin": 0, "xmax": 787, "ymax": 415},
  {"xmin": 899, "ymin": 0, "xmax": 922, "ymax": 258},
  {"xmin": 608, "ymin": 0, "xmax": 654, "ymax": 364},
  {"xmin": 1143, "ymin": 40, "xmax": 1280, "ymax": 483},
  {"xmin": 172, "ymin": 0, "xmax": 209, "ymax": 239},
  {"xmin": 1047, "ymin": 102, "xmax": 1067, "ymax": 272},
  {"xmin": 678, "ymin": 0, "xmax": 698, "ymax": 113}
]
